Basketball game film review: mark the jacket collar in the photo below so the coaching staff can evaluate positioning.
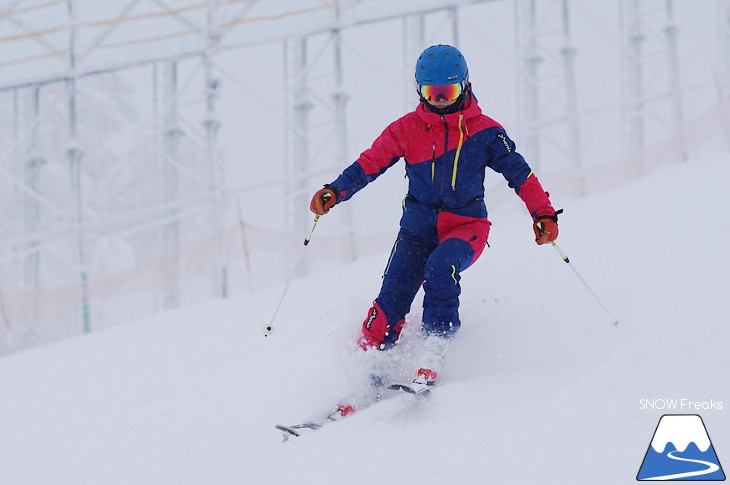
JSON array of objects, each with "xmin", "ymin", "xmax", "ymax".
[{"xmin": 415, "ymin": 93, "xmax": 482, "ymax": 125}]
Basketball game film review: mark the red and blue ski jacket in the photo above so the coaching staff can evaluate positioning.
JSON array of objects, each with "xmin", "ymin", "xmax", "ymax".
[{"xmin": 328, "ymin": 94, "xmax": 554, "ymax": 239}]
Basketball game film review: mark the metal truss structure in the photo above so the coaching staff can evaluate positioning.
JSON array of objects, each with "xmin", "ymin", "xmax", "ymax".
[
  {"xmin": 719, "ymin": 0, "xmax": 730, "ymax": 98},
  {"xmin": 620, "ymin": 0, "xmax": 688, "ymax": 176},
  {"xmin": 514, "ymin": 0, "xmax": 581, "ymax": 191},
  {"xmin": 0, "ymin": 0, "xmax": 725, "ymax": 354}
]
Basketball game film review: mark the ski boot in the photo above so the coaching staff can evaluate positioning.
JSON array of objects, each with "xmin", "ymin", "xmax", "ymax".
[
  {"xmin": 409, "ymin": 367, "xmax": 438, "ymax": 394},
  {"xmin": 327, "ymin": 403, "xmax": 356, "ymax": 421},
  {"xmin": 388, "ymin": 367, "xmax": 438, "ymax": 395}
]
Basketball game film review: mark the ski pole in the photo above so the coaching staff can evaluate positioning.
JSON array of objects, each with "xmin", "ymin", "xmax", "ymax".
[
  {"xmin": 264, "ymin": 194, "xmax": 330, "ymax": 337},
  {"xmin": 548, "ymin": 240, "xmax": 619, "ymax": 326}
]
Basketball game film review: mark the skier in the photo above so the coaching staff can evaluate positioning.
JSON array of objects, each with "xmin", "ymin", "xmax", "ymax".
[{"xmin": 310, "ymin": 44, "xmax": 560, "ymax": 408}]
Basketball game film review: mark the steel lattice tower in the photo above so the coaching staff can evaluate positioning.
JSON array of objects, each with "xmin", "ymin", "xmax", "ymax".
[
  {"xmin": 620, "ymin": 0, "xmax": 646, "ymax": 176},
  {"xmin": 719, "ymin": 0, "xmax": 730, "ymax": 98},
  {"xmin": 403, "ymin": 14, "xmax": 426, "ymax": 112},
  {"xmin": 514, "ymin": 0, "xmax": 541, "ymax": 170},
  {"xmin": 665, "ymin": 0, "xmax": 686, "ymax": 161},
  {"xmin": 514, "ymin": 0, "xmax": 582, "ymax": 181}
]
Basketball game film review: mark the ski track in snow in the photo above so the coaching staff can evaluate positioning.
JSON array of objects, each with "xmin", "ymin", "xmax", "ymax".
[
  {"xmin": 642, "ymin": 451, "xmax": 720, "ymax": 481},
  {"xmin": 0, "ymin": 154, "xmax": 728, "ymax": 484}
]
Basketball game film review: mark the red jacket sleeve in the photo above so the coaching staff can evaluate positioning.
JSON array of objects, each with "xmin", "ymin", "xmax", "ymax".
[
  {"xmin": 517, "ymin": 172, "xmax": 555, "ymax": 219},
  {"xmin": 328, "ymin": 118, "xmax": 406, "ymax": 202}
]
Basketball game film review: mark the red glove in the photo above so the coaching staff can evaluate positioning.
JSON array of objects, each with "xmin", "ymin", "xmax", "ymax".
[
  {"xmin": 309, "ymin": 186, "xmax": 337, "ymax": 215},
  {"xmin": 533, "ymin": 209, "xmax": 562, "ymax": 245}
]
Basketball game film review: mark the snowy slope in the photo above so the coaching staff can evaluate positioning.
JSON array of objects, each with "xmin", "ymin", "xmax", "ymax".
[{"xmin": 0, "ymin": 153, "xmax": 728, "ymax": 485}]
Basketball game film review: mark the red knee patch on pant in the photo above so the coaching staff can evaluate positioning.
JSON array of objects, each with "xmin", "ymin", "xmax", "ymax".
[
  {"xmin": 357, "ymin": 303, "xmax": 404, "ymax": 350},
  {"xmin": 436, "ymin": 212, "xmax": 491, "ymax": 264}
]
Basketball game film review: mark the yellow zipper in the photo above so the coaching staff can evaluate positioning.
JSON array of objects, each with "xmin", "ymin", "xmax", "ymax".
[
  {"xmin": 431, "ymin": 142, "xmax": 436, "ymax": 185},
  {"xmin": 451, "ymin": 114, "xmax": 465, "ymax": 191}
]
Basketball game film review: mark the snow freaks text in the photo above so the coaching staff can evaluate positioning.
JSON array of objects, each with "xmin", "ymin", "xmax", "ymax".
[{"xmin": 639, "ymin": 399, "xmax": 724, "ymax": 411}]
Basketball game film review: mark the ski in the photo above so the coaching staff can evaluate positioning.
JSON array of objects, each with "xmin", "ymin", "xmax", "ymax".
[
  {"xmin": 275, "ymin": 382, "xmax": 434, "ymax": 440},
  {"xmin": 275, "ymin": 419, "xmax": 333, "ymax": 440},
  {"xmin": 387, "ymin": 382, "xmax": 434, "ymax": 396},
  {"xmin": 275, "ymin": 404, "xmax": 355, "ymax": 441},
  {"xmin": 388, "ymin": 368, "xmax": 438, "ymax": 396}
]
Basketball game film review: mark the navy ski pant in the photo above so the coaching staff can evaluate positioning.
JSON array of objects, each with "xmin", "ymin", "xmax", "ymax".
[{"xmin": 374, "ymin": 212, "xmax": 490, "ymax": 348}]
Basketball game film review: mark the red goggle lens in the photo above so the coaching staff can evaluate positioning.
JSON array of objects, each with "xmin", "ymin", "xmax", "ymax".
[{"xmin": 420, "ymin": 83, "xmax": 461, "ymax": 102}]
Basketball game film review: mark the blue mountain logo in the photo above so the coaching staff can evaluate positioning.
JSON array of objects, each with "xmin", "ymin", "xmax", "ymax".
[{"xmin": 637, "ymin": 414, "xmax": 725, "ymax": 481}]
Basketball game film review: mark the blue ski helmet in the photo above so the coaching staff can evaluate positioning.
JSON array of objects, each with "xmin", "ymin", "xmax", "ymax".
[{"xmin": 415, "ymin": 44, "xmax": 469, "ymax": 87}]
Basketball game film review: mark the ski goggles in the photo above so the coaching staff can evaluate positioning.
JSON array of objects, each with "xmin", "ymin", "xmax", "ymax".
[{"xmin": 419, "ymin": 83, "xmax": 462, "ymax": 102}]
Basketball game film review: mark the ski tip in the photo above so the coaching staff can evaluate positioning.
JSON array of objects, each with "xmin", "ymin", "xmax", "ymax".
[
  {"xmin": 388, "ymin": 383, "xmax": 431, "ymax": 396},
  {"xmin": 387, "ymin": 383, "xmax": 412, "ymax": 393},
  {"xmin": 275, "ymin": 424, "xmax": 301, "ymax": 438}
]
